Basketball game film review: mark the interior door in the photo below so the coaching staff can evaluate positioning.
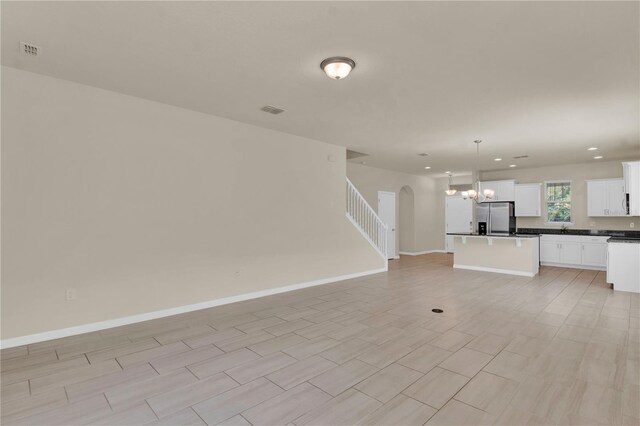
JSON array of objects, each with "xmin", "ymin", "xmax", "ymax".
[
  {"xmin": 378, "ymin": 191, "xmax": 396, "ymax": 259},
  {"xmin": 445, "ymin": 196, "xmax": 473, "ymax": 252}
]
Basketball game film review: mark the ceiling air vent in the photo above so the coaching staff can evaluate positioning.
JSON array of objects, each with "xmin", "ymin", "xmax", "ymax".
[
  {"xmin": 513, "ymin": 155, "xmax": 529, "ymax": 159},
  {"xmin": 260, "ymin": 105, "xmax": 285, "ymax": 115},
  {"xmin": 418, "ymin": 153, "xmax": 429, "ymax": 157},
  {"xmin": 20, "ymin": 42, "xmax": 40, "ymax": 56}
]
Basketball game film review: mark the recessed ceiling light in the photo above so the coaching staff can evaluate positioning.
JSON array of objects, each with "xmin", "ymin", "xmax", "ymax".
[
  {"xmin": 320, "ymin": 57, "xmax": 356, "ymax": 80},
  {"xmin": 593, "ymin": 156, "xmax": 603, "ymax": 159},
  {"xmin": 445, "ymin": 171, "xmax": 451, "ymax": 174},
  {"xmin": 588, "ymin": 147, "xmax": 598, "ymax": 151},
  {"xmin": 494, "ymin": 158, "xmax": 502, "ymax": 161},
  {"xmin": 509, "ymin": 164, "xmax": 517, "ymax": 168},
  {"xmin": 424, "ymin": 166, "xmax": 431, "ymax": 169}
]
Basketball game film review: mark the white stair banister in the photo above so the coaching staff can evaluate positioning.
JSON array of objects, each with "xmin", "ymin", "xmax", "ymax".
[{"xmin": 346, "ymin": 178, "xmax": 388, "ymax": 259}]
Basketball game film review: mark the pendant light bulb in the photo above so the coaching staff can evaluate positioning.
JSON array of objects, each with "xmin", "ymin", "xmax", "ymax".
[{"xmin": 445, "ymin": 173, "xmax": 457, "ymax": 195}]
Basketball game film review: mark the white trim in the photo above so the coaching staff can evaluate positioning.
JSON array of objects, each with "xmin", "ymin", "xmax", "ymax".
[
  {"xmin": 377, "ymin": 190, "xmax": 397, "ymax": 259},
  {"xmin": 544, "ymin": 180, "xmax": 572, "ymax": 224},
  {"xmin": 346, "ymin": 179, "xmax": 387, "ymax": 260},
  {"xmin": 345, "ymin": 213, "xmax": 388, "ymax": 266},
  {"xmin": 540, "ymin": 262, "xmax": 606, "ymax": 271},
  {"xmin": 398, "ymin": 250, "xmax": 446, "ymax": 256},
  {"xmin": 453, "ymin": 263, "xmax": 536, "ymax": 277},
  {"xmin": 1, "ymin": 267, "xmax": 387, "ymax": 349}
]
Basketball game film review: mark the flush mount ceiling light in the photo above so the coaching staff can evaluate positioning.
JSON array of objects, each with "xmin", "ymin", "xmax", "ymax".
[
  {"xmin": 588, "ymin": 147, "xmax": 598, "ymax": 151},
  {"xmin": 594, "ymin": 156, "xmax": 603, "ymax": 159},
  {"xmin": 494, "ymin": 158, "xmax": 502, "ymax": 162},
  {"xmin": 424, "ymin": 166, "xmax": 431, "ymax": 169},
  {"xmin": 320, "ymin": 57, "xmax": 356, "ymax": 80},
  {"xmin": 509, "ymin": 164, "xmax": 517, "ymax": 168}
]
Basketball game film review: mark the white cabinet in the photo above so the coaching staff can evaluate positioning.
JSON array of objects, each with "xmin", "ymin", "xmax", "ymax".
[
  {"xmin": 607, "ymin": 241, "xmax": 640, "ymax": 293},
  {"xmin": 540, "ymin": 235, "xmax": 608, "ymax": 270},
  {"xmin": 540, "ymin": 240, "xmax": 560, "ymax": 263},
  {"xmin": 587, "ymin": 179, "xmax": 626, "ymax": 217},
  {"xmin": 559, "ymin": 242, "xmax": 581, "ymax": 264},
  {"xmin": 623, "ymin": 161, "xmax": 640, "ymax": 216},
  {"xmin": 479, "ymin": 180, "xmax": 516, "ymax": 202},
  {"xmin": 515, "ymin": 184, "xmax": 541, "ymax": 216},
  {"xmin": 582, "ymin": 243, "xmax": 608, "ymax": 268},
  {"xmin": 607, "ymin": 180, "xmax": 626, "ymax": 216}
]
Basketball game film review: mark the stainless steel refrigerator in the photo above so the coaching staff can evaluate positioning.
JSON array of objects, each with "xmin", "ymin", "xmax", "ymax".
[{"xmin": 475, "ymin": 202, "xmax": 516, "ymax": 235}]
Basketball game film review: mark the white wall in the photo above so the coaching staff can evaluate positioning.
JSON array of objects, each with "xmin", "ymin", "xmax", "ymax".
[
  {"xmin": 482, "ymin": 160, "xmax": 640, "ymax": 230},
  {"xmin": 399, "ymin": 186, "xmax": 415, "ymax": 252},
  {"xmin": 1, "ymin": 67, "xmax": 384, "ymax": 339},
  {"xmin": 347, "ymin": 163, "xmax": 442, "ymax": 253}
]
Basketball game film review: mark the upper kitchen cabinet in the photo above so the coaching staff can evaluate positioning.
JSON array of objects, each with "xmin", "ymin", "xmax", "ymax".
[
  {"xmin": 479, "ymin": 180, "xmax": 516, "ymax": 202},
  {"xmin": 623, "ymin": 161, "xmax": 640, "ymax": 216},
  {"xmin": 587, "ymin": 179, "xmax": 626, "ymax": 216},
  {"xmin": 515, "ymin": 183, "xmax": 541, "ymax": 217}
]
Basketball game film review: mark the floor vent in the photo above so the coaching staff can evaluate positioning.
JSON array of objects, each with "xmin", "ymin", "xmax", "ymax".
[
  {"xmin": 260, "ymin": 105, "xmax": 285, "ymax": 115},
  {"xmin": 20, "ymin": 42, "xmax": 40, "ymax": 56}
]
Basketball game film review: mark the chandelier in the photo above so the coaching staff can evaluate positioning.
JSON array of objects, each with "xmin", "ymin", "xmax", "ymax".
[
  {"xmin": 461, "ymin": 140, "xmax": 494, "ymax": 202},
  {"xmin": 445, "ymin": 173, "xmax": 457, "ymax": 195}
]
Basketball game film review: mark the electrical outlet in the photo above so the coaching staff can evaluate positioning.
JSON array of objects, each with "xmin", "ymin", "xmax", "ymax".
[
  {"xmin": 631, "ymin": 222, "xmax": 635, "ymax": 228},
  {"xmin": 66, "ymin": 288, "xmax": 77, "ymax": 301}
]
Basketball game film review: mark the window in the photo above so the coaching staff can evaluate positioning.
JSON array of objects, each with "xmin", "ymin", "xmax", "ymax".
[{"xmin": 546, "ymin": 181, "xmax": 571, "ymax": 223}]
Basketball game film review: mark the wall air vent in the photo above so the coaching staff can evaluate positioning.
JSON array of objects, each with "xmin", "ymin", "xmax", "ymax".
[
  {"xmin": 20, "ymin": 42, "xmax": 40, "ymax": 56},
  {"xmin": 260, "ymin": 105, "xmax": 285, "ymax": 115}
]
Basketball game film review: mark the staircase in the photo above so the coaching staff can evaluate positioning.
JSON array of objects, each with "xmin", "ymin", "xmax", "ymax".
[{"xmin": 346, "ymin": 178, "xmax": 388, "ymax": 259}]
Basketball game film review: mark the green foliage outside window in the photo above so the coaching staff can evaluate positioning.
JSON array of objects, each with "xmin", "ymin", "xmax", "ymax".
[{"xmin": 546, "ymin": 182, "xmax": 571, "ymax": 223}]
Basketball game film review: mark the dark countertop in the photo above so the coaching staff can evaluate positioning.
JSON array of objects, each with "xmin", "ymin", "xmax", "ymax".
[
  {"xmin": 607, "ymin": 237, "xmax": 640, "ymax": 244},
  {"xmin": 517, "ymin": 228, "xmax": 640, "ymax": 238},
  {"xmin": 447, "ymin": 233, "xmax": 539, "ymax": 239}
]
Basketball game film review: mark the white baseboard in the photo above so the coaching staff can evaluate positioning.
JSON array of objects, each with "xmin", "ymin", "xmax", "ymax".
[
  {"xmin": 453, "ymin": 263, "xmax": 536, "ymax": 277},
  {"xmin": 398, "ymin": 250, "xmax": 446, "ymax": 256},
  {"xmin": 540, "ymin": 262, "xmax": 606, "ymax": 271},
  {"xmin": 0, "ymin": 266, "xmax": 387, "ymax": 349}
]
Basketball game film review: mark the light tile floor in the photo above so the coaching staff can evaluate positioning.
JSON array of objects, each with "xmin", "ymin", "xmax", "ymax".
[{"xmin": 1, "ymin": 253, "xmax": 638, "ymax": 425}]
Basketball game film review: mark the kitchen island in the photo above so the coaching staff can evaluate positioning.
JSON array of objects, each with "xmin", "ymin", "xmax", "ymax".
[{"xmin": 448, "ymin": 233, "xmax": 540, "ymax": 277}]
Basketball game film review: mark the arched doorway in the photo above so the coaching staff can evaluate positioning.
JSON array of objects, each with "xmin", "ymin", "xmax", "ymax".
[{"xmin": 399, "ymin": 185, "xmax": 415, "ymax": 253}]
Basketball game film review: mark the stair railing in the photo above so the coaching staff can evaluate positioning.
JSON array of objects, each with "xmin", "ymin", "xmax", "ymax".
[{"xmin": 346, "ymin": 178, "xmax": 388, "ymax": 259}]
